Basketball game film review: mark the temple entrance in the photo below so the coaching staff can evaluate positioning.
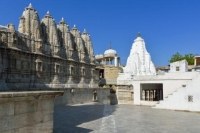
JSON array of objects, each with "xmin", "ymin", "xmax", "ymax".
[{"xmin": 141, "ymin": 83, "xmax": 163, "ymax": 101}]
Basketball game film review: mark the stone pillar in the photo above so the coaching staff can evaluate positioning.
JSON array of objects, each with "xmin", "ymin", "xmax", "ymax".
[
  {"xmin": 146, "ymin": 90, "xmax": 149, "ymax": 101},
  {"xmin": 142, "ymin": 90, "xmax": 145, "ymax": 100},
  {"xmin": 118, "ymin": 58, "xmax": 121, "ymax": 66},
  {"xmin": 114, "ymin": 57, "xmax": 118, "ymax": 67},
  {"xmin": 150, "ymin": 90, "xmax": 153, "ymax": 101},
  {"xmin": 109, "ymin": 58, "xmax": 110, "ymax": 65}
]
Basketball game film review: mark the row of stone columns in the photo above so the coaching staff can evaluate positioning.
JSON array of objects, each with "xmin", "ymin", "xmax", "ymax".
[
  {"xmin": 98, "ymin": 57, "xmax": 120, "ymax": 66},
  {"xmin": 142, "ymin": 89, "xmax": 163, "ymax": 101}
]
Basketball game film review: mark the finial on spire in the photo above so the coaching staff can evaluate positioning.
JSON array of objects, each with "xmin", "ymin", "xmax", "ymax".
[
  {"xmin": 137, "ymin": 32, "xmax": 141, "ymax": 37},
  {"xmin": 28, "ymin": 3, "xmax": 32, "ymax": 8},
  {"xmin": 74, "ymin": 24, "xmax": 76, "ymax": 27},
  {"xmin": 47, "ymin": 11, "xmax": 50, "ymax": 15},
  {"xmin": 109, "ymin": 43, "xmax": 112, "ymax": 49},
  {"xmin": 60, "ymin": 17, "xmax": 65, "ymax": 23}
]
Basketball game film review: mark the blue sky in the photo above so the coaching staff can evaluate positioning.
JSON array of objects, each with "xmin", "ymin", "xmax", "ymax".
[{"xmin": 0, "ymin": 0, "xmax": 200, "ymax": 66}]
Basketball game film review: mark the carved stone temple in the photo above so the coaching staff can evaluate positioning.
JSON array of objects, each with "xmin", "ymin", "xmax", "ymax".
[
  {"xmin": 0, "ymin": 4, "xmax": 98, "ymax": 90},
  {"xmin": 0, "ymin": 4, "xmax": 111, "ymax": 132}
]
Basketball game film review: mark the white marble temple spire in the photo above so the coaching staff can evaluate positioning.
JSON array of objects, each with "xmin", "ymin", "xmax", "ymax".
[
  {"xmin": 123, "ymin": 33, "xmax": 156, "ymax": 76},
  {"xmin": 28, "ymin": 3, "xmax": 32, "ymax": 8}
]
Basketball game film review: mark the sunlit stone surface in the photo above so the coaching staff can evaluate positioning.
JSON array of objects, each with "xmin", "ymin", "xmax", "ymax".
[{"xmin": 54, "ymin": 104, "xmax": 200, "ymax": 133}]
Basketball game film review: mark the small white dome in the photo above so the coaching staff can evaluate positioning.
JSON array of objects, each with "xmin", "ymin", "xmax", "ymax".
[
  {"xmin": 104, "ymin": 48, "xmax": 117, "ymax": 55},
  {"xmin": 95, "ymin": 54, "xmax": 103, "ymax": 59}
]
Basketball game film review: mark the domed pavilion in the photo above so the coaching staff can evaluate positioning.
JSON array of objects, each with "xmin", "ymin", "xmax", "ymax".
[{"xmin": 95, "ymin": 45, "xmax": 120, "ymax": 67}]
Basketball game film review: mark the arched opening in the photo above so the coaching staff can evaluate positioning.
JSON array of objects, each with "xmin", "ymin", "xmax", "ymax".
[{"xmin": 93, "ymin": 90, "xmax": 97, "ymax": 102}]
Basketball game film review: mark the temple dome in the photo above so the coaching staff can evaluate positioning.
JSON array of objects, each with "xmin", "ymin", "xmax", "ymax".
[
  {"xmin": 104, "ymin": 47, "xmax": 117, "ymax": 57},
  {"xmin": 95, "ymin": 54, "xmax": 103, "ymax": 59}
]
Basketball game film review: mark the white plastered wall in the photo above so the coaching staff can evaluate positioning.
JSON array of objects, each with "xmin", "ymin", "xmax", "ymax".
[{"xmin": 130, "ymin": 72, "xmax": 199, "ymax": 105}]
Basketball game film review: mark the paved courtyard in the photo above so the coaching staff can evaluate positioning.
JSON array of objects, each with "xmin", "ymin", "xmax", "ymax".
[{"xmin": 54, "ymin": 104, "xmax": 200, "ymax": 133}]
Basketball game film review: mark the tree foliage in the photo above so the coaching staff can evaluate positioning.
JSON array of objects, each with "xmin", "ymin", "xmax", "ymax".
[{"xmin": 169, "ymin": 52, "xmax": 196, "ymax": 65}]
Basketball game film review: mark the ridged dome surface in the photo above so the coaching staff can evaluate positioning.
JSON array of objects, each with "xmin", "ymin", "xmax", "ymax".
[
  {"xmin": 95, "ymin": 54, "xmax": 103, "ymax": 58},
  {"xmin": 104, "ymin": 48, "xmax": 117, "ymax": 55}
]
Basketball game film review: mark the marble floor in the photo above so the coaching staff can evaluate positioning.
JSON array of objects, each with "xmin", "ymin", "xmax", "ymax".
[{"xmin": 54, "ymin": 104, "xmax": 200, "ymax": 133}]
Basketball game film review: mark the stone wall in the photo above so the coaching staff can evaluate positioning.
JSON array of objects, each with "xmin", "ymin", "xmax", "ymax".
[
  {"xmin": 154, "ymin": 73, "xmax": 200, "ymax": 111},
  {"xmin": 104, "ymin": 66, "xmax": 121, "ymax": 79},
  {"xmin": 170, "ymin": 60, "xmax": 188, "ymax": 72},
  {"xmin": 117, "ymin": 85, "xmax": 134, "ymax": 104},
  {"xmin": 54, "ymin": 88, "xmax": 110, "ymax": 106},
  {"xmin": 131, "ymin": 72, "xmax": 199, "ymax": 106},
  {"xmin": 0, "ymin": 91, "xmax": 63, "ymax": 133}
]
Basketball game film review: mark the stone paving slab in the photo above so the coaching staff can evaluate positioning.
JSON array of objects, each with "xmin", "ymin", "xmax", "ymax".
[{"xmin": 54, "ymin": 104, "xmax": 200, "ymax": 133}]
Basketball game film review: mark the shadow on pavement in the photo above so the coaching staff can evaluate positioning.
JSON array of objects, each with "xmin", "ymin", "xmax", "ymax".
[{"xmin": 53, "ymin": 104, "xmax": 117, "ymax": 133}]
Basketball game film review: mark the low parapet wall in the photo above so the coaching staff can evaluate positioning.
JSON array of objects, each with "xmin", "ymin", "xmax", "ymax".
[
  {"xmin": 0, "ymin": 91, "xmax": 63, "ymax": 133},
  {"xmin": 54, "ymin": 88, "xmax": 110, "ymax": 106}
]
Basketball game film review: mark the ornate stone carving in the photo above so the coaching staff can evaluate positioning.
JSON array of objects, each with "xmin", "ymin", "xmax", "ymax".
[{"xmin": 0, "ymin": 4, "xmax": 98, "ymax": 89}]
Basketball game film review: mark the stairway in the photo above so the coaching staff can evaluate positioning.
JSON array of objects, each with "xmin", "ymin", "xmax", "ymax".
[{"xmin": 153, "ymin": 74, "xmax": 200, "ymax": 111}]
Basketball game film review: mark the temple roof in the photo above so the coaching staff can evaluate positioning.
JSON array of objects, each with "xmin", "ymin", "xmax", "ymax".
[{"xmin": 104, "ymin": 46, "xmax": 117, "ymax": 56}]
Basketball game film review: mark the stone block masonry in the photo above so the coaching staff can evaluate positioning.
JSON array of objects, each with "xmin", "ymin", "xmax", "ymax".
[
  {"xmin": 0, "ymin": 91, "xmax": 63, "ymax": 133},
  {"xmin": 54, "ymin": 88, "xmax": 110, "ymax": 106}
]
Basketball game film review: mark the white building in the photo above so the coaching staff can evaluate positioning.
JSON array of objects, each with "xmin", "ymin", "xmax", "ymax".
[
  {"xmin": 170, "ymin": 59, "xmax": 188, "ymax": 72},
  {"xmin": 117, "ymin": 34, "xmax": 200, "ymax": 111}
]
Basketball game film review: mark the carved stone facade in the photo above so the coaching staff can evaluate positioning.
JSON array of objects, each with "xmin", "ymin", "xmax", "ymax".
[{"xmin": 0, "ymin": 4, "xmax": 97, "ymax": 90}]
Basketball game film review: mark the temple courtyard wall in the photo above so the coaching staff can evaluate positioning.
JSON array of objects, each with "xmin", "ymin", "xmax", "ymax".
[
  {"xmin": 0, "ymin": 91, "xmax": 63, "ymax": 133},
  {"xmin": 54, "ymin": 88, "xmax": 110, "ymax": 106},
  {"xmin": 153, "ymin": 73, "xmax": 200, "ymax": 111},
  {"xmin": 0, "ymin": 87, "xmax": 110, "ymax": 133}
]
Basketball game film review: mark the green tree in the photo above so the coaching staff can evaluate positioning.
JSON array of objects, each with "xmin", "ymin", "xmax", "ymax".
[
  {"xmin": 169, "ymin": 52, "xmax": 183, "ymax": 63},
  {"xmin": 169, "ymin": 52, "xmax": 196, "ymax": 65},
  {"xmin": 184, "ymin": 54, "xmax": 196, "ymax": 65}
]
